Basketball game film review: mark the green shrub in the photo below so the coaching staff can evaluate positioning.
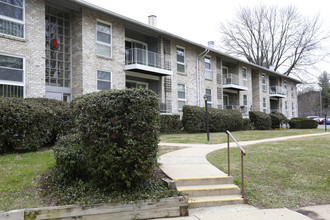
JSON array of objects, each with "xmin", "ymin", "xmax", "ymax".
[
  {"xmin": 242, "ymin": 118, "xmax": 252, "ymax": 130},
  {"xmin": 160, "ymin": 114, "xmax": 182, "ymax": 133},
  {"xmin": 53, "ymin": 134, "xmax": 87, "ymax": 183},
  {"xmin": 182, "ymin": 105, "xmax": 205, "ymax": 133},
  {"xmin": 270, "ymin": 111, "xmax": 289, "ymax": 129},
  {"xmin": 289, "ymin": 118, "xmax": 318, "ymax": 129},
  {"xmin": 0, "ymin": 98, "xmax": 52, "ymax": 154},
  {"xmin": 71, "ymin": 89, "xmax": 160, "ymax": 189},
  {"xmin": 25, "ymin": 98, "xmax": 74, "ymax": 144},
  {"xmin": 182, "ymin": 105, "xmax": 243, "ymax": 133},
  {"xmin": 249, "ymin": 111, "xmax": 272, "ymax": 130}
]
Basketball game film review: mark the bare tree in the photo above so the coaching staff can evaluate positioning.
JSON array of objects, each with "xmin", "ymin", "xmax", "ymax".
[{"xmin": 220, "ymin": 5, "xmax": 329, "ymax": 76}]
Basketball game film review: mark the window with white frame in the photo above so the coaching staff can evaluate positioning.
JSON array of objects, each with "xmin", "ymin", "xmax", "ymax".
[
  {"xmin": 0, "ymin": 0, "xmax": 25, "ymax": 38},
  {"xmin": 178, "ymin": 84, "xmax": 186, "ymax": 110},
  {"xmin": 205, "ymin": 57, "xmax": 212, "ymax": 80},
  {"xmin": 96, "ymin": 21, "xmax": 112, "ymax": 58},
  {"xmin": 292, "ymin": 102, "xmax": 295, "ymax": 117},
  {"xmin": 284, "ymin": 81, "xmax": 287, "ymax": 96},
  {"xmin": 97, "ymin": 70, "xmax": 111, "ymax": 90},
  {"xmin": 242, "ymin": 67, "xmax": 247, "ymax": 87},
  {"xmin": 291, "ymin": 84, "xmax": 294, "ymax": 97},
  {"xmin": 0, "ymin": 54, "xmax": 24, "ymax": 97},
  {"xmin": 263, "ymin": 98, "xmax": 266, "ymax": 113},
  {"xmin": 243, "ymin": 95, "xmax": 248, "ymax": 106},
  {"xmin": 177, "ymin": 47, "xmax": 185, "ymax": 73},
  {"xmin": 262, "ymin": 74, "xmax": 266, "ymax": 92},
  {"xmin": 285, "ymin": 101, "xmax": 288, "ymax": 116},
  {"xmin": 205, "ymin": 88, "xmax": 212, "ymax": 108}
]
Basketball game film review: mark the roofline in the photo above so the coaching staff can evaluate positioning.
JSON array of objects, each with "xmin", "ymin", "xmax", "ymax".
[{"xmin": 70, "ymin": 0, "xmax": 301, "ymax": 84}]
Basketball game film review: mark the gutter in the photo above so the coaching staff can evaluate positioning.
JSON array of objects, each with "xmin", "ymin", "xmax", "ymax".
[{"xmin": 196, "ymin": 49, "xmax": 209, "ymax": 107}]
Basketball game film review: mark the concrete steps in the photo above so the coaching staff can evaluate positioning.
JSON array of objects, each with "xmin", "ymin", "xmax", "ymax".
[{"xmin": 174, "ymin": 177, "xmax": 244, "ymax": 208}]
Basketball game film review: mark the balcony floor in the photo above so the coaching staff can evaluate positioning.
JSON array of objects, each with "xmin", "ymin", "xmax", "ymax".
[{"xmin": 125, "ymin": 64, "xmax": 172, "ymax": 76}]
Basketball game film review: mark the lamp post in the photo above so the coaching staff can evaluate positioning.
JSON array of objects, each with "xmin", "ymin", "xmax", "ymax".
[
  {"xmin": 325, "ymin": 112, "xmax": 327, "ymax": 132},
  {"xmin": 203, "ymin": 95, "xmax": 210, "ymax": 144}
]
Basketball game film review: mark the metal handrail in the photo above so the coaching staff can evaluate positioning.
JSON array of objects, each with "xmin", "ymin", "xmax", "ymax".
[{"xmin": 225, "ymin": 130, "xmax": 246, "ymax": 199}]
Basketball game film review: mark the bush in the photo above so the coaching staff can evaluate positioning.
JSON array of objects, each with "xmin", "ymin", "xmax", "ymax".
[
  {"xmin": 71, "ymin": 89, "xmax": 160, "ymax": 189},
  {"xmin": 242, "ymin": 118, "xmax": 252, "ymax": 130},
  {"xmin": 249, "ymin": 111, "xmax": 271, "ymax": 130},
  {"xmin": 0, "ymin": 98, "xmax": 53, "ymax": 154},
  {"xmin": 25, "ymin": 98, "xmax": 74, "ymax": 144},
  {"xmin": 53, "ymin": 134, "xmax": 87, "ymax": 183},
  {"xmin": 182, "ymin": 105, "xmax": 243, "ymax": 133},
  {"xmin": 182, "ymin": 105, "xmax": 206, "ymax": 133},
  {"xmin": 270, "ymin": 111, "xmax": 289, "ymax": 129},
  {"xmin": 160, "ymin": 114, "xmax": 182, "ymax": 133},
  {"xmin": 289, "ymin": 118, "xmax": 318, "ymax": 129}
]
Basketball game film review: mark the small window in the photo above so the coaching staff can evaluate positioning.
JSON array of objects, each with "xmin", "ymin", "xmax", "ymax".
[
  {"xmin": 291, "ymin": 84, "xmax": 294, "ymax": 97},
  {"xmin": 177, "ymin": 47, "xmax": 185, "ymax": 73},
  {"xmin": 263, "ymin": 98, "xmax": 266, "ymax": 113},
  {"xmin": 0, "ymin": 54, "xmax": 24, "ymax": 97},
  {"xmin": 178, "ymin": 84, "xmax": 186, "ymax": 110},
  {"xmin": 285, "ymin": 101, "xmax": 288, "ymax": 116},
  {"xmin": 96, "ymin": 21, "xmax": 112, "ymax": 58},
  {"xmin": 242, "ymin": 68, "xmax": 248, "ymax": 87},
  {"xmin": 205, "ymin": 57, "xmax": 212, "ymax": 80},
  {"xmin": 97, "ymin": 70, "xmax": 111, "ymax": 90},
  {"xmin": 205, "ymin": 89, "xmax": 212, "ymax": 108},
  {"xmin": 0, "ymin": 0, "xmax": 25, "ymax": 38},
  {"xmin": 243, "ymin": 95, "xmax": 248, "ymax": 106},
  {"xmin": 292, "ymin": 102, "xmax": 295, "ymax": 117},
  {"xmin": 262, "ymin": 74, "xmax": 266, "ymax": 92},
  {"xmin": 284, "ymin": 81, "xmax": 287, "ymax": 96}
]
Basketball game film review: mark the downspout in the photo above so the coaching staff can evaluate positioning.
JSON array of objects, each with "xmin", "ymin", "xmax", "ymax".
[{"xmin": 197, "ymin": 49, "xmax": 209, "ymax": 106}]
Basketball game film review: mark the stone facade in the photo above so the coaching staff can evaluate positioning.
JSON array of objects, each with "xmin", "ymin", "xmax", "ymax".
[{"xmin": 0, "ymin": 0, "xmax": 300, "ymax": 118}]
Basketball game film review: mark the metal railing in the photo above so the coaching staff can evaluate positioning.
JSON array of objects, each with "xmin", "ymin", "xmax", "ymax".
[
  {"xmin": 223, "ymin": 73, "xmax": 239, "ymax": 85},
  {"xmin": 226, "ymin": 130, "xmax": 247, "ymax": 200},
  {"xmin": 126, "ymin": 48, "xmax": 167, "ymax": 69},
  {"xmin": 159, "ymin": 99, "xmax": 172, "ymax": 114},
  {"xmin": 269, "ymin": 86, "xmax": 287, "ymax": 96},
  {"xmin": 271, "ymin": 108, "xmax": 281, "ymax": 113}
]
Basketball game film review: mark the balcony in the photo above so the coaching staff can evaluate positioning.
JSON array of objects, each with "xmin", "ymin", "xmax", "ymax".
[
  {"xmin": 269, "ymin": 86, "xmax": 286, "ymax": 98},
  {"xmin": 125, "ymin": 48, "xmax": 172, "ymax": 76},
  {"xmin": 159, "ymin": 99, "xmax": 172, "ymax": 114},
  {"xmin": 271, "ymin": 108, "xmax": 282, "ymax": 113},
  {"xmin": 224, "ymin": 105, "xmax": 249, "ymax": 115},
  {"xmin": 223, "ymin": 74, "xmax": 248, "ymax": 91}
]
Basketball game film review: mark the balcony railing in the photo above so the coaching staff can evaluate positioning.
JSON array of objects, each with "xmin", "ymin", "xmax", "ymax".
[
  {"xmin": 271, "ymin": 108, "xmax": 282, "ymax": 113},
  {"xmin": 125, "ymin": 48, "xmax": 161, "ymax": 68},
  {"xmin": 159, "ymin": 99, "xmax": 172, "ymax": 114},
  {"xmin": 270, "ymin": 86, "xmax": 287, "ymax": 96},
  {"xmin": 223, "ymin": 73, "xmax": 239, "ymax": 85},
  {"xmin": 224, "ymin": 105, "xmax": 249, "ymax": 115}
]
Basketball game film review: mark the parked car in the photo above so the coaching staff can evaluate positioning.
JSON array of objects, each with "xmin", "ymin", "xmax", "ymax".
[
  {"xmin": 318, "ymin": 118, "xmax": 330, "ymax": 125},
  {"xmin": 307, "ymin": 116, "xmax": 320, "ymax": 121}
]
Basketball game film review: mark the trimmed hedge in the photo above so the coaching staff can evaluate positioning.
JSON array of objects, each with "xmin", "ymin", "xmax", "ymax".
[
  {"xmin": 242, "ymin": 118, "xmax": 252, "ymax": 130},
  {"xmin": 53, "ymin": 134, "xmax": 87, "ymax": 183},
  {"xmin": 25, "ymin": 98, "xmax": 73, "ymax": 144},
  {"xmin": 270, "ymin": 111, "xmax": 289, "ymax": 129},
  {"xmin": 182, "ymin": 105, "xmax": 243, "ymax": 133},
  {"xmin": 160, "ymin": 114, "xmax": 182, "ymax": 133},
  {"xmin": 71, "ymin": 89, "xmax": 160, "ymax": 189},
  {"xmin": 249, "ymin": 111, "xmax": 272, "ymax": 130},
  {"xmin": 289, "ymin": 117, "xmax": 318, "ymax": 129},
  {"xmin": 0, "ymin": 98, "xmax": 54, "ymax": 153}
]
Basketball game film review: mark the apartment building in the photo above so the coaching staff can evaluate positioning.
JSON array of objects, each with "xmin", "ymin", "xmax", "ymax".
[{"xmin": 0, "ymin": 0, "xmax": 300, "ymax": 118}]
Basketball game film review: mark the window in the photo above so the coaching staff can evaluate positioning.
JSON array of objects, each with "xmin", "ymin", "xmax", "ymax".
[
  {"xmin": 242, "ymin": 67, "xmax": 247, "ymax": 87},
  {"xmin": 291, "ymin": 84, "xmax": 294, "ymax": 97},
  {"xmin": 262, "ymin": 74, "xmax": 266, "ymax": 92},
  {"xmin": 205, "ymin": 57, "xmax": 212, "ymax": 80},
  {"xmin": 292, "ymin": 102, "xmax": 295, "ymax": 117},
  {"xmin": 178, "ymin": 84, "xmax": 186, "ymax": 110},
  {"xmin": 0, "ymin": 54, "xmax": 24, "ymax": 97},
  {"xmin": 0, "ymin": 0, "xmax": 24, "ymax": 38},
  {"xmin": 96, "ymin": 21, "xmax": 112, "ymax": 58},
  {"xmin": 243, "ymin": 95, "xmax": 248, "ymax": 106},
  {"xmin": 285, "ymin": 101, "xmax": 288, "ymax": 116},
  {"xmin": 177, "ymin": 47, "xmax": 185, "ymax": 73},
  {"xmin": 97, "ymin": 70, "xmax": 111, "ymax": 90},
  {"xmin": 263, "ymin": 98, "xmax": 266, "ymax": 113},
  {"xmin": 205, "ymin": 89, "xmax": 212, "ymax": 108},
  {"xmin": 284, "ymin": 81, "xmax": 287, "ymax": 96}
]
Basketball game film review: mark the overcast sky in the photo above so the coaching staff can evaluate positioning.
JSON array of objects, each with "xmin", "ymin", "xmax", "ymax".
[{"xmin": 84, "ymin": 0, "xmax": 330, "ymax": 85}]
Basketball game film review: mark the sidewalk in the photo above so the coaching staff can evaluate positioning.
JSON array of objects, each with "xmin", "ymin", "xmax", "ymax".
[{"xmin": 157, "ymin": 132, "xmax": 330, "ymax": 220}]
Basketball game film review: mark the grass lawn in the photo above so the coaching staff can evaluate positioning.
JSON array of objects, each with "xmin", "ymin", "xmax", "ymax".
[
  {"xmin": 160, "ymin": 129, "xmax": 325, "ymax": 144},
  {"xmin": 0, "ymin": 150, "xmax": 55, "ymax": 211},
  {"xmin": 207, "ymin": 135, "xmax": 330, "ymax": 208}
]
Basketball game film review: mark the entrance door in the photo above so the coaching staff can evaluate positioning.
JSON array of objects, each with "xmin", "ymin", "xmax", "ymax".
[
  {"xmin": 45, "ymin": 6, "xmax": 72, "ymax": 101},
  {"xmin": 223, "ymin": 95, "xmax": 229, "ymax": 109}
]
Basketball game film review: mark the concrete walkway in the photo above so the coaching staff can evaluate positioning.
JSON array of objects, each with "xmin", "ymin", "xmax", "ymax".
[{"xmin": 157, "ymin": 132, "xmax": 330, "ymax": 220}]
